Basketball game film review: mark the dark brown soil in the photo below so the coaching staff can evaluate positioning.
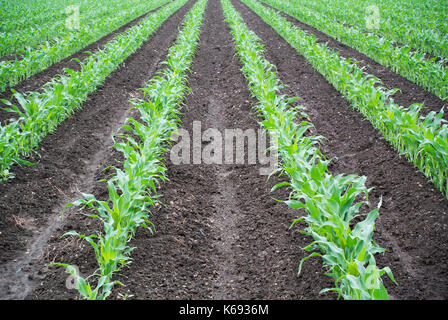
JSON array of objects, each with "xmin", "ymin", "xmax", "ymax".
[
  {"xmin": 232, "ymin": 0, "xmax": 448, "ymax": 299},
  {"xmin": 0, "ymin": 1, "xmax": 169, "ymax": 125},
  {"xmin": 0, "ymin": 0, "xmax": 447, "ymax": 301},
  {"xmin": 258, "ymin": 0, "xmax": 447, "ymax": 120}
]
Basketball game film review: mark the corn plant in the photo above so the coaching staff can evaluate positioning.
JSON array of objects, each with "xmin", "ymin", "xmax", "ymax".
[
  {"xmin": 54, "ymin": 0, "xmax": 208, "ymax": 300},
  {"xmin": 0, "ymin": 0, "xmax": 189, "ymax": 183},
  {"xmin": 241, "ymin": 0, "xmax": 448, "ymax": 198},
  {"xmin": 222, "ymin": 0, "xmax": 394, "ymax": 300}
]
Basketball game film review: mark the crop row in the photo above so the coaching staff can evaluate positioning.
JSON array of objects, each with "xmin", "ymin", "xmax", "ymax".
[
  {"xmin": 260, "ymin": 0, "xmax": 448, "ymax": 101},
  {"xmin": 243, "ymin": 0, "xmax": 448, "ymax": 198},
  {"xmin": 56, "ymin": 0, "xmax": 208, "ymax": 300},
  {"xmin": 289, "ymin": 0, "xmax": 448, "ymax": 60},
  {"xmin": 0, "ymin": 0, "xmax": 170, "ymax": 93},
  {"xmin": 222, "ymin": 0, "xmax": 394, "ymax": 300},
  {"xmin": 0, "ymin": 0, "xmax": 188, "ymax": 182}
]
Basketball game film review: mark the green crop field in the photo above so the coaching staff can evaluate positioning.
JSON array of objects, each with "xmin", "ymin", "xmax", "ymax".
[{"xmin": 0, "ymin": 0, "xmax": 446, "ymax": 304}]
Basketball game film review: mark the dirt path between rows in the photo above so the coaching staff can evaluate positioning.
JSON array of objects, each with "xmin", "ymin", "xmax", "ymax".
[
  {"xmin": 0, "ymin": 0, "xmax": 195, "ymax": 300},
  {"xmin": 257, "ymin": 1, "xmax": 447, "ymax": 121},
  {"xmin": 233, "ymin": 0, "xmax": 448, "ymax": 299}
]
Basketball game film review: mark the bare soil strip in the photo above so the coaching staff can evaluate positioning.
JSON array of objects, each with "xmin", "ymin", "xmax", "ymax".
[
  {"xmin": 233, "ymin": 0, "xmax": 448, "ymax": 299},
  {"xmin": 257, "ymin": 1, "xmax": 447, "ymax": 120},
  {"xmin": 0, "ymin": 1, "xmax": 170, "ymax": 125},
  {"xmin": 0, "ymin": 0, "xmax": 195, "ymax": 300}
]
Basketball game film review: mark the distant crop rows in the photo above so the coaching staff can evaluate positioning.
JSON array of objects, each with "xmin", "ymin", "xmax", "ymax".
[
  {"xmin": 0, "ymin": 0, "xmax": 170, "ymax": 93},
  {"xmin": 0, "ymin": 0, "xmax": 188, "ymax": 181},
  {"xmin": 260, "ymin": 0, "xmax": 448, "ymax": 101},
  {"xmin": 0, "ymin": 0, "xmax": 169, "ymax": 58},
  {"xmin": 243, "ymin": 0, "xmax": 448, "ymax": 199},
  {"xmin": 1, "ymin": 0, "xmax": 92, "ymax": 57},
  {"xmin": 289, "ymin": 0, "xmax": 448, "ymax": 60}
]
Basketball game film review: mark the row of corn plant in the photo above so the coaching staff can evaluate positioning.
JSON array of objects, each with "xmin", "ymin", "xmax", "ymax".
[
  {"xmin": 54, "ymin": 0, "xmax": 208, "ymax": 300},
  {"xmin": 259, "ymin": 0, "xmax": 448, "ymax": 101},
  {"xmin": 284, "ymin": 0, "xmax": 448, "ymax": 60},
  {"xmin": 241, "ymin": 0, "xmax": 448, "ymax": 199},
  {"xmin": 0, "ymin": 0, "xmax": 170, "ymax": 93},
  {"xmin": 222, "ymin": 0, "xmax": 394, "ymax": 300},
  {"xmin": 0, "ymin": 0, "xmax": 188, "ymax": 182}
]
